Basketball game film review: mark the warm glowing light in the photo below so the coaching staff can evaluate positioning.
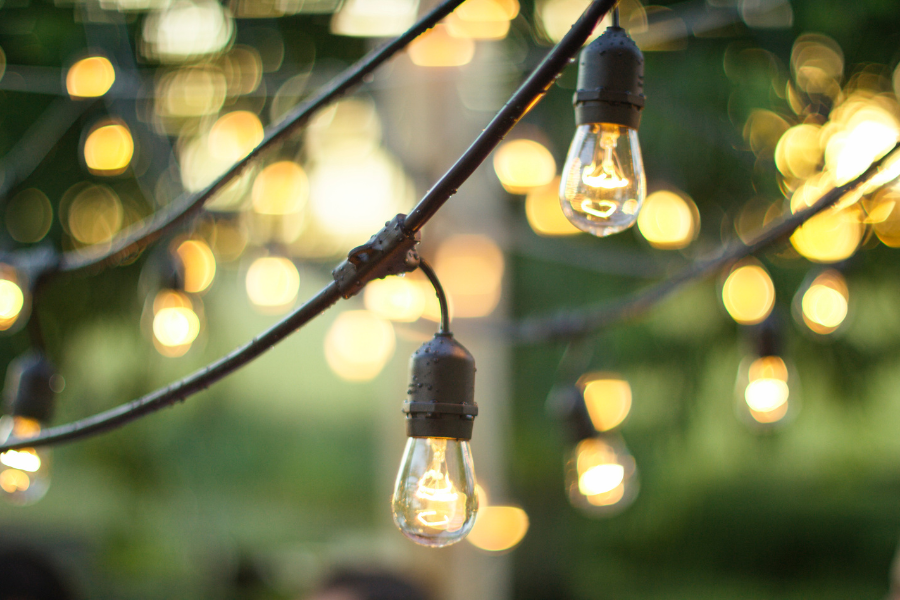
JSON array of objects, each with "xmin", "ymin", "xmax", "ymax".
[
  {"xmin": 176, "ymin": 240, "xmax": 217, "ymax": 294},
  {"xmin": 245, "ymin": 256, "xmax": 301, "ymax": 312},
  {"xmin": 363, "ymin": 276, "xmax": 425, "ymax": 322},
  {"xmin": 800, "ymin": 270, "xmax": 849, "ymax": 334},
  {"xmin": 305, "ymin": 98, "xmax": 382, "ymax": 161},
  {"xmin": 66, "ymin": 56, "xmax": 115, "ymax": 98},
  {"xmin": 153, "ymin": 307, "xmax": 201, "ymax": 347},
  {"xmin": 0, "ymin": 469, "xmax": 30, "ymax": 493},
  {"xmin": 67, "ymin": 185, "xmax": 124, "ymax": 246},
  {"xmin": 721, "ymin": 263, "xmax": 776, "ymax": 325},
  {"xmin": 824, "ymin": 106, "xmax": 899, "ymax": 185},
  {"xmin": 467, "ymin": 506, "xmax": 529, "ymax": 552},
  {"xmin": 789, "ymin": 206, "xmax": 864, "ymax": 263},
  {"xmin": 525, "ymin": 178, "xmax": 581, "ymax": 236},
  {"xmin": 537, "ymin": 0, "xmax": 604, "ymax": 43},
  {"xmin": 408, "ymin": 24, "xmax": 476, "ymax": 67},
  {"xmin": 83, "ymin": 123, "xmax": 134, "ymax": 175},
  {"xmin": 331, "ymin": 0, "xmax": 418, "ymax": 37},
  {"xmin": 493, "ymin": 139, "xmax": 557, "ymax": 195},
  {"xmin": 142, "ymin": 0, "xmax": 234, "ymax": 62},
  {"xmin": 208, "ymin": 111, "xmax": 264, "ymax": 164},
  {"xmin": 0, "ymin": 279, "xmax": 24, "ymax": 324},
  {"xmin": 573, "ymin": 438, "xmax": 629, "ymax": 501},
  {"xmin": 446, "ymin": 14, "xmax": 510, "ymax": 40},
  {"xmin": 446, "ymin": 0, "xmax": 517, "ymax": 39},
  {"xmin": 156, "ymin": 66, "xmax": 227, "ymax": 118},
  {"xmin": 252, "ymin": 161, "xmax": 308, "ymax": 215},
  {"xmin": 580, "ymin": 374, "xmax": 632, "ymax": 432},
  {"xmin": 434, "ymin": 235, "xmax": 504, "ymax": 318},
  {"xmin": 0, "ymin": 449, "xmax": 40, "ymax": 473},
  {"xmin": 324, "ymin": 310, "xmax": 395, "ymax": 382},
  {"xmin": 743, "ymin": 356, "xmax": 791, "ymax": 423},
  {"xmin": 774, "ymin": 124, "xmax": 822, "ymax": 181},
  {"xmin": 636, "ymin": 190, "xmax": 698, "ymax": 249}
]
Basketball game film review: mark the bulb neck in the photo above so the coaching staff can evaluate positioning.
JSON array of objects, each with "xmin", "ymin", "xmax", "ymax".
[
  {"xmin": 403, "ymin": 333, "xmax": 478, "ymax": 440},
  {"xmin": 573, "ymin": 26, "xmax": 645, "ymax": 129}
]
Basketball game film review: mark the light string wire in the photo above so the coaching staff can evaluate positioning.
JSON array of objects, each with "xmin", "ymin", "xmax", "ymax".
[
  {"xmin": 0, "ymin": 0, "xmax": 620, "ymax": 451},
  {"xmin": 418, "ymin": 259, "xmax": 451, "ymax": 335},
  {"xmin": 511, "ymin": 145, "xmax": 900, "ymax": 343},
  {"xmin": 49, "ymin": 0, "xmax": 470, "ymax": 277}
]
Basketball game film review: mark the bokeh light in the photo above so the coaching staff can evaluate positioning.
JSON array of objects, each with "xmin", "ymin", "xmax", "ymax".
[
  {"xmin": 83, "ymin": 123, "xmax": 134, "ymax": 175},
  {"xmin": 176, "ymin": 240, "xmax": 217, "ymax": 294},
  {"xmin": 799, "ymin": 270, "xmax": 849, "ymax": 335},
  {"xmin": 208, "ymin": 111, "xmax": 265, "ymax": 164},
  {"xmin": 567, "ymin": 436, "xmax": 637, "ymax": 512},
  {"xmin": 434, "ymin": 235, "xmax": 504, "ymax": 318},
  {"xmin": 324, "ymin": 310, "xmax": 395, "ymax": 382},
  {"xmin": 331, "ymin": 0, "xmax": 418, "ymax": 37},
  {"xmin": 151, "ymin": 290, "xmax": 201, "ymax": 357},
  {"xmin": 636, "ymin": 190, "xmax": 699, "ymax": 250},
  {"xmin": 363, "ymin": 276, "xmax": 425, "ymax": 322},
  {"xmin": 66, "ymin": 184, "xmax": 124, "ymax": 246},
  {"xmin": 578, "ymin": 373, "xmax": 632, "ymax": 432},
  {"xmin": 408, "ymin": 24, "xmax": 475, "ymax": 67},
  {"xmin": 466, "ymin": 506, "xmax": 529, "ymax": 552},
  {"xmin": 245, "ymin": 256, "xmax": 301, "ymax": 313},
  {"xmin": 721, "ymin": 263, "xmax": 775, "ymax": 325},
  {"xmin": 525, "ymin": 178, "xmax": 580, "ymax": 236},
  {"xmin": 142, "ymin": 0, "xmax": 234, "ymax": 63},
  {"xmin": 155, "ymin": 66, "xmax": 227, "ymax": 118},
  {"xmin": 0, "ymin": 265, "xmax": 25, "ymax": 331},
  {"xmin": 66, "ymin": 56, "xmax": 115, "ymax": 98},
  {"xmin": 493, "ymin": 139, "xmax": 556, "ymax": 195},
  {"xmin": 6, "ymin": 188, "xmax": 53, "ymax": 244},
  {"xmin": 252, "ymin": 161, "xmax": 308, "ymax": 215},
  {"xmin": 743, "ymin": 356, "xmax": 791, "ymax": 424}
]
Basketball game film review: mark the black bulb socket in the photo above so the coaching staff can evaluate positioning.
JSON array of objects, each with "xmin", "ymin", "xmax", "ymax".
[
  {"xmin": 403, "ymin": 333, "xmax": 478, "ymax": 441},
  {"xmin": 4, "ymin": 352, "xmax": 56, "ymax": 424},
  {"xmin": 574, "ymin": 26, "xmax": 645, "ymax": 129}
]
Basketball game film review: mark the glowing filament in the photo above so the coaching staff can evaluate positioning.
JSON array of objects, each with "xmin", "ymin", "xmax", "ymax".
[
  {"xmin": 411, "ymin": 443, "xmax": 465, "ymax": 532},
  {"xmin": 580, "ymin": 199, "xmax": 618, "ymax": 219},
  {"xmin": 578, "ymin": 464, "xmax": 625, "ymax": 496},
  {"xmin": 0, "ymin": 449, "xmax": 41, "ymax": 472},
  {"xmin": 582, "ymin": 126, "xmax": 630, "ymax": 190}
]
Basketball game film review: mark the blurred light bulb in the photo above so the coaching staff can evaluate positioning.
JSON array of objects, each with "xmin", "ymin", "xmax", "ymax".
[
  {"xmin": 735, "ymin": 355, "xmax": 799, "ymax": 428},
  {"xmin": 0, "ymin": 416, "xmax": 50, "ymax": 506},
  {"xmin": 0, "ymin": 268, "xmax": 25, "ymax": 331},
  {"xmin": 151, "ymin": 290, "xmax": 202, "ymax": 357},
  {"xmin": 392, "ymin": 437, "xmax": 478, "ymax": 548},
  {"xmin": 560, "ymin": 123, "xmax": 645, "ymax": 236},
  {"xmin": 566, "ymin": 435, "xmax": 637, "ymax": 517},
  {"xmin": 798, "ymin": 270, "xmax": 849, "ymax": 335},
  {"xmin": 66, "ymin": 56, "xmax": 115, "ymax": 98}
]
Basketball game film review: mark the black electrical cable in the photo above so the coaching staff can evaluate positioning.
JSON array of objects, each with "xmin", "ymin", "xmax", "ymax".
[
  {"xmin": 418, "ymin": 259, "xmax": 450, "ymax": 335},
  {"xmin": 53, "ymin": 0, "xmax": 469, "ymax": 277}
]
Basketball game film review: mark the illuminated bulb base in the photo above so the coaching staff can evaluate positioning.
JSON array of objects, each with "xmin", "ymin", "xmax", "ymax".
[{"xmin": 392, "ymin": 437, "xmax": 478, "ymax": 548}]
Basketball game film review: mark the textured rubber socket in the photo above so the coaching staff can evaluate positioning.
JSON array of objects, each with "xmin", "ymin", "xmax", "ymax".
[
  {"xmin": 574, "ymin": 26, "xmax": 645, "ymax": 129},
  {"xmin": 403, "ymin": 333, "xmax": 477, "ymax": 440},
  {"xmin": 4, "ymin": 352, "xmax": 56, "ymax": 423}
]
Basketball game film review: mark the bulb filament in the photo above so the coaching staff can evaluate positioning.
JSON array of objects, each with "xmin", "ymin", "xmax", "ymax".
[
  {"xmin": 411, "ymin": 442, "xmax": 465, "ymax": 531},
  {"xmin": 582, "ymin": 125, "xmax": 630, "ymax": 190}
]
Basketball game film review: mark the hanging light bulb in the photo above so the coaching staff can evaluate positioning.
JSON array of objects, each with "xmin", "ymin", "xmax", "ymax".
[
  {"xmin": 734, "ymin": 316, "xmax": 800, "ymax": 429},
  {"xmin": 565, "ymin": 434, "xmax": 638, "ymax": 516},
  {"xmin": 0, "ymin": 352, "xmax": 58, "ymax": 506},
  {"xmin": 560, "ymin": 20, "xmax": 646, "ymax": 237},
  {"xmin": 392, "ymin": 262, "xmax": 479, "ymax": 548}
]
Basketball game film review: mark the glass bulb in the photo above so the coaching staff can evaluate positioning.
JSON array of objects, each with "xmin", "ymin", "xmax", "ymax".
[
  {"xmin": 392, "ymin": 437, "xmax": 478, "ymax": 547},
  {"xmin": 0, "ymin": 416, "xmax": 50, "ymax": 506},
  {"xmin": 734, "ymin": 355, "xmax": 800, "ymax": 430},
  {"xmin": 560, "ymin": 123, "xmax": 646, "ymax": 236},
  {"xmin": 565, "ymin": 435, "xmax": 637, "ymax": 517}
]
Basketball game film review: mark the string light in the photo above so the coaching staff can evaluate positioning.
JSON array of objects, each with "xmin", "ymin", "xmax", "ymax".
[
  {"xmin": 0, "ymin": 265, "xmax": 25, "ymax": 332},
  {"xmin": 66, "ymin": 56, "xmax": 115, "ymax": 98},
  {"xmin": 83, "ymin": 122, "xmax": 134, "ymax": 175},
  {"xmin": 721, "ymin": 262, "xmax": 776, "ymax": 326},
  {"xmin": 566, "ymin": 434, "xmax": 638, "ymax": 515},
  {"xmin": 796, "ymin": 270, "xmax": 849, "ymax": 335},
  {"xmin": 560, "ymin": 20, "xmax": 646, "ymax": 236}
]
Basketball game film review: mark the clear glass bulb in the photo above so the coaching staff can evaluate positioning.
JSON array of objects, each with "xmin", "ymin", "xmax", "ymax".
[
  {"xmin": 392, "ymin": 437, "xmax": 478, "ymax": 548},
  {"xmin": 734, "ymin": 355, "xmax": 800, "ymax": 430},
  {"xmin": 565, "ymin": 435, "xmax": 638, "ymax": 517},
  {"xmin": 0, "ymin": 416, "xmax": 50, "ymax": 506},
  {"xmin": 560, "ymin": 123, "xmax": 646, "ymax": 236}
]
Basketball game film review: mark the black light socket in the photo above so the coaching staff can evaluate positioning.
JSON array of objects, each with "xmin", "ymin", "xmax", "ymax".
[
  {"xmin": 403, "ymin": 333, "xmax": 478, "ymax": 440},
  {"xmin": 574, "ymin": 26, "xmax": 645, "ymax": 129},
  {"xmin": 3, "ymin": 352, "xmax": 56, "ymax": 424}
]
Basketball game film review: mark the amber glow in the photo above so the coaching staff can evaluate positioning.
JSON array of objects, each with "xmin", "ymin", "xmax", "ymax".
[
  {"xmin": 446, "ymin": 0, "xmax": 517, "ymax": 39},
  {"xmin": 0, "ymin": 449, "xmax": 41, "ymax": 473},
  {"xmin": 435, "ymin": 235, "xmax": 504, "ymax": 318},
  {"xmin": 0, "ymin": 469, "xmax": 30, "ymax": 493},
  {"xmin": 331, "ymin": 0, "xmax": 418, "ymax": 37},
  {"xmin": 467, "ymin": 506, "xmax": 529, "ymax": 552},
  {"xmin": 176, "ymin": 240, "xmax": 217, "ymax": 294},
  {"xmin": 574, "ymin": 438, "xmax": 627, "ymax": 504},
  {"xmin": 67, "ymin": 185, "xmax": 123, "ymax": 246},
  {"xmin": 151, "ymin": 290, "xmax": 201, "ymax": 357},
  {"xmin": 208, "ymin": 111, "xmax": 264, "ymax": 163},
  {"xmin": 493, "ymin": 140, "xmax": 557, "ymax": 194},
  {"xmin": 0, "ymin": 275, "xmax": 25, "ymax": 330},
  {"xmin": 525, "ymin": 178, "xmax": 580, "ymax": 236},
  {"xmin": 83, "ymin": 123, "xmax": 134, "ymax": 175},
  {"xmin": 800, "ymin": 270, "xmax": 848, "ymax": 334},
  {"xmin": 66, "ymin": 56, "xmax": 115, "ymax": 98},
  {"xmin": 408, "ymin": 24, "xmax": 475, "ymax": 67},
  {"xmin": 579, "ymin": 373, "xmax": 631, "ymax": 432},
  {"xmin": 637, "ymin": 190, "xmax": 698, "ymax": 249},
  {"xmin": 363, "ymin": 276, "xmax": 425, "ymax": 322},
  {"xmin": 324, "ymin": 310, "xmax": 396, "ymax": 382},
  {"xmin": 789, "ymin": 205, "xmax": 864, "ymax": 263},
  {"xmin": 744, "ymin": 356, "xmax": 790, "ymax": 423},
  {"xmin": 245, "ymin": 257, "xmax": 300, "ymax": 313},
  {"xmin": 156, "ymin": 66, "xmax": 227, "ymax": 118},
  {"xmin": 252, "ymin": 161, "xmax": 309, "ymax": 215},
  {"xmin": 722, "ymin": 264, "xmax": 776, "ymax": 325}
]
